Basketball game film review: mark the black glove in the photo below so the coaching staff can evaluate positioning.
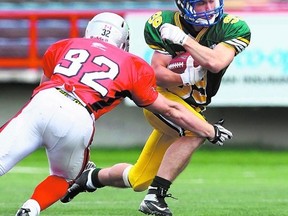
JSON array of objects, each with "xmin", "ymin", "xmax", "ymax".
[{"xmin": 208, "ymin": 119, "xmax": 233, "ymax": 146}]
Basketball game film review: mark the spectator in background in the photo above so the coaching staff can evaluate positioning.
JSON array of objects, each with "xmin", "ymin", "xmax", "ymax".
[{"xmin": 0, "ymin": 12, "xmax": 231, "ymax": 216}]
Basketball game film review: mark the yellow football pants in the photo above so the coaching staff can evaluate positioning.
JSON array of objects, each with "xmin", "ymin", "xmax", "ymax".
[{"xmin": 128, "ymin": 89, "xmax": 206, "ymax": 191}]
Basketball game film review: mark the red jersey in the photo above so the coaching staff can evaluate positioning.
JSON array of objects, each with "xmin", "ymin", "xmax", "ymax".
[{"xmin": 33, "ymin": 38, "xmax": 158, "ymax": 119}]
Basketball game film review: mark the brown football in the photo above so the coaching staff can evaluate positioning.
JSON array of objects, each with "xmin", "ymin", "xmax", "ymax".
[{"xmin": 167, "ymin": 52, "xmax": 191, "ymax": 74}]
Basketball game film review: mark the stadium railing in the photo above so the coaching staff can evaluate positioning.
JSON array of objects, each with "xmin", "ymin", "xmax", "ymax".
[{"xmin": 0, "ymin": 10, "xmax": 127, "ymax": 70}]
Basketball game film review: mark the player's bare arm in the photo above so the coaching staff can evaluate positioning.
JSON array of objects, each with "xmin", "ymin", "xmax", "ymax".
[
  {"xmin": 183, "ymin": 37, "xmax": 235, "ymax": 73},
  {"xmin": 151, "ymin": 51, "xmax": 183, "ymax": 87},
  {"xmin": 146, "ymin": 93, "xmax": 216, "ymax": 139}
]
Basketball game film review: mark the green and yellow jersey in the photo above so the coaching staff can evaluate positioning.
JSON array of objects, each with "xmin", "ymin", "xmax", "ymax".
[{"xmin": 144, "ymin": 10, "xmax": 251, "ymax": 109}]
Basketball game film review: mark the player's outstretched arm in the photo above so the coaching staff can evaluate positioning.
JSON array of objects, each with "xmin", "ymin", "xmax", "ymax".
[{"xmin": 146, "ymin": 94, "xmax": 233, "ymax": 144}]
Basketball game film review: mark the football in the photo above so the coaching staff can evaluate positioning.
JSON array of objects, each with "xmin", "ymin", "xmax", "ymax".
[{"xmin": 167, "ymin": 52, "xmax": 191, "ymax": 74}]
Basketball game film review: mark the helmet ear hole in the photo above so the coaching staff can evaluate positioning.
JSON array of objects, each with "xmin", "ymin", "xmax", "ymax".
[
  {"xmin": 175, "ymin": 0, "xmax": 224, "ymax": 27},
  {"xmin": 85, "ymin": 12, "xmax": 130, "ymax": 51}
]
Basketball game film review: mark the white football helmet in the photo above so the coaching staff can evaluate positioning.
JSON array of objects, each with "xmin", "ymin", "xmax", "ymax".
[
  {"xmin": 85, "ymin": 12, "xmax": 130, "ymax": 51},
  {"xmin": 175, "ymin": 0, "xmax": 224, "ymax": 27}
]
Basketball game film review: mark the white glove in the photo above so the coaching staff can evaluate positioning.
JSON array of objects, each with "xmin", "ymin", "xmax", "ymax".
[
  {"xmin": 180, "ymin": 56, "xmax": 207, "ymax": 86},
  {"xmin": 208, "ymin": 119, "xmax": 233, "ymax": 146},
  {"xmin": 159, "ymin": 23, "xmax": 189, "ymax": 45}
]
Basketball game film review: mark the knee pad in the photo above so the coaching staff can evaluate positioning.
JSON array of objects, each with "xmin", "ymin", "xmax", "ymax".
[{"xmin": 122, "ymin": 165, "xmax": 133, "ymax": 188}]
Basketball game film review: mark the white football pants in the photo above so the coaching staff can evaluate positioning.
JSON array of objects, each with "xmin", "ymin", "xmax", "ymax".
[{"xmin": 0, "ymin": 88, "xmax": 94, "ymax": 180}]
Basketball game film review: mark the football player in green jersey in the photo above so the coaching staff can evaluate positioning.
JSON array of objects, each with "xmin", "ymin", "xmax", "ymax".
[{"xmin": 138, "ymin": 0, "xmax": 251, "ymax": 215}]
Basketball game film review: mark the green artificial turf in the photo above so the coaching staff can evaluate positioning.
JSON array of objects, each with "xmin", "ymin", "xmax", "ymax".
[{"xmin": 1, "ymin": 147, "xmax": 287, "ymax": 216}]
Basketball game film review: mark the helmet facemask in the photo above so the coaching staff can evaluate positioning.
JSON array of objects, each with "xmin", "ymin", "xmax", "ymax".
[
  {"xmin": 85, "ymin": 12, "xmax": 130, "ymax": 52},
  {"xmin": 175, "ymin": 0, "xmax": 224, "ymax": 27}
]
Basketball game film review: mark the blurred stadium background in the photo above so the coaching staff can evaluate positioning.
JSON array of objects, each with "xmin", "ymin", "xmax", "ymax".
[{"xmin": 0, "ymin": 0, "xmax": 287, "ymax": 149}]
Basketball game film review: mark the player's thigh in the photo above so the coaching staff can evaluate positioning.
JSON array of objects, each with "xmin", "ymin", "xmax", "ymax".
[{"xmin": 44, "ymin": 97, "xmax": 95, "ymax": 180}]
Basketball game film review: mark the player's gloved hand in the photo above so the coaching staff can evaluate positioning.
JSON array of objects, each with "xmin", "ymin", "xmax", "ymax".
[
  {"xmin": 180, "ymin": 55, "xmax": 207, "ymax": 85},
  {"xmin": 159, "ymin": 23, "xmax": 189, "ymax": 45},
  {"xmin": 208, "ymin": 119, "xmax": 233, "ymax": 146}
]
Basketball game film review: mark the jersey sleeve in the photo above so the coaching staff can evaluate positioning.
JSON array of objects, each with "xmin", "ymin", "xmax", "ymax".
[
  {"xmin": 42, "ymin": 39, "xmax": 69, "ymax": 78},
  {"xmin": 42, "ymin": 47, "xmax": 56, "ymax": 78},
  {"xmin": 220, "ymin": 14, "xmax": 251, "ymax": 55},
  {"xmin": 129, "ymin": 57, "xmax": 158, "ymax": 107}
]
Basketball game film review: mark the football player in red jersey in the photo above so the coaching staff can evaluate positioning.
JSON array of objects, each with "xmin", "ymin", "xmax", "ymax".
[{"xmin": 0, "ymin": 12, "xmax": 232, "ymax": 216}]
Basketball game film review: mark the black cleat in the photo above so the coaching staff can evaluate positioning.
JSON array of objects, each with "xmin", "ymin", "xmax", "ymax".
[
  {"xmin": 15, "ymin": 208, "xmax": 31, "ymax": 216},
  {"xmin": 139, "ymin": 186, "xmax": 173, "ymax": 216}
]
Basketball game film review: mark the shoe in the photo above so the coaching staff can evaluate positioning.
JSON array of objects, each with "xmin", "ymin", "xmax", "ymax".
[
  {"xmin": 60, "ymin": 161, "xmax": 97, "ymax": 203},
  {"xmin": 139, "ymin": 186, "xmax": 173, "ymax": 216},
  {"xmin": 15, "ymin": 208, "xmax": 31, "ymax": 216}
]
